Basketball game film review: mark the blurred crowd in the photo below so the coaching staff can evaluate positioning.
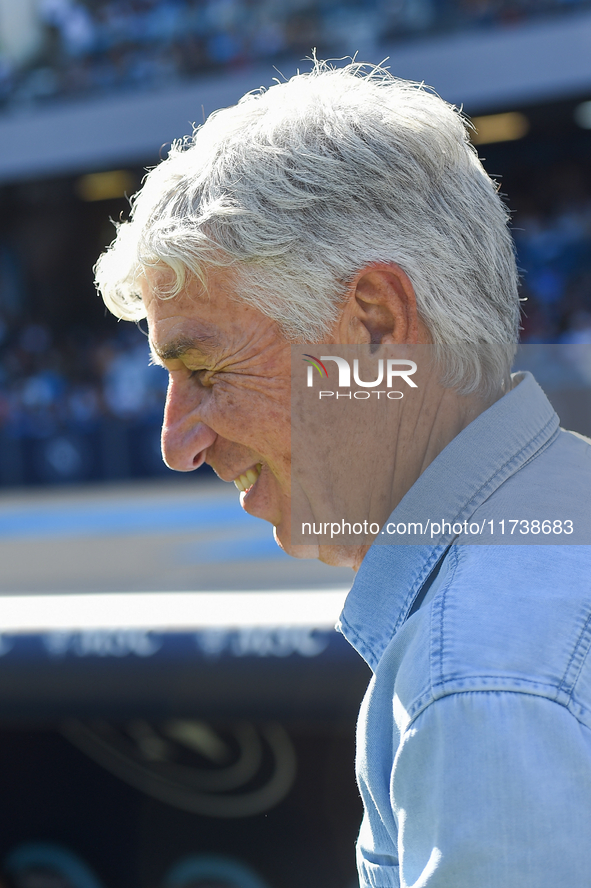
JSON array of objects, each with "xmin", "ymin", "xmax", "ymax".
[
  {"xmin": 0, "ymin": 320, "xmax": 166, "ymax": 438},
  {"xmin": 1, "ymin": 0, "xmax": 591, "ymax": 108},
  {"xmin": 516, "ymin": 196, "xmax": 591, "ymax": 346},
  {"xmin": 0, "ymin": 316, "xmax": 170, "ymax": 484}
]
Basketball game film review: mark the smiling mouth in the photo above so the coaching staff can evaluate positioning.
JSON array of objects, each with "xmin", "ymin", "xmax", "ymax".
[{"xmin": 233, "ymin": 463, "xmax": 263, "ymax": 493}]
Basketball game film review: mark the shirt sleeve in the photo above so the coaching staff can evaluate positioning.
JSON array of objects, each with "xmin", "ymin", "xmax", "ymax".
[{"xmin": 391, "ymin": 690, "xmax": 591, "ymax": 888}]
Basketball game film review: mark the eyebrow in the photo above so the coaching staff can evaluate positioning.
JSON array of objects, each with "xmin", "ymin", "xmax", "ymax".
[{"xmin": 150, "ymin": 334, "xmax": 218, "ymax": 365}]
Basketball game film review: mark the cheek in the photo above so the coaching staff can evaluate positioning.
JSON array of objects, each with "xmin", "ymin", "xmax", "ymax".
[{"xmin": 212, "ymin": 383, "xmax": 291, "ymax": 452}]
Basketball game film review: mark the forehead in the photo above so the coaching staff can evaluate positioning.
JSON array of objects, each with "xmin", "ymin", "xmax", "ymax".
[
  {"xmin": 142, "ymin": 279, "xmax": 221, "ymax": 353},
  {"xmin": 141, "ymin": 268, "xmax": 278, "ymax": 360},
  {"xmin": 142, "ymin": 267, "xmax": 220, "ymax": 320}
]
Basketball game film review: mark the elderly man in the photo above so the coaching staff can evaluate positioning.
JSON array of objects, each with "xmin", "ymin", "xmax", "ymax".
[{"xmin": 96, "ymin": 63, "xmax": 591, "ymax": 887}]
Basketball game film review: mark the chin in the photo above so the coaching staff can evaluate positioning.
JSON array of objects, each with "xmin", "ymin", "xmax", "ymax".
[{"xmin": 272, "ymin": 525, "xmax": 319, "ymax": 560}]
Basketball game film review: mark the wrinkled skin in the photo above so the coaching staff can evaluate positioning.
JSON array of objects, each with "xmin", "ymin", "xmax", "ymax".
[{"xmin": 143, "ymin": 270, "xmax": 315, "ymax": 559}]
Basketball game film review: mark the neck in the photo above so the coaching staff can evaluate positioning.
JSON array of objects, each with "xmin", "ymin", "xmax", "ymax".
[{"xmin": 317, "ymin": 378, "xmax": 503, "ymax": 570}]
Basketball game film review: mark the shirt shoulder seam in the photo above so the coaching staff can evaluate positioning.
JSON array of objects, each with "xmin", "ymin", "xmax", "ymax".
[{"xmin": 405, "ymin": 686, "xmax": 591, "ymax": 735}]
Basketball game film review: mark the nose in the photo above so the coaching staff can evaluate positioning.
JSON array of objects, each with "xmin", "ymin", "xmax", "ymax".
[{"xmin": 161, "ymin": 378, "xmax": 217, "ymax": 471}]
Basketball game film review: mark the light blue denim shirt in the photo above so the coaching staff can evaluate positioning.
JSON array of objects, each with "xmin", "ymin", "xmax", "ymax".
[{"xmin": 338, "ymin": 372, "xmax": 591, "ymax": 888}]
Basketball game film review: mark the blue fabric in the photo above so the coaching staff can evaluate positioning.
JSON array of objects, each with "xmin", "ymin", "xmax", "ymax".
[{"xmin": 337, "ymin": 372, "xmax": 591, "ymax": 887}]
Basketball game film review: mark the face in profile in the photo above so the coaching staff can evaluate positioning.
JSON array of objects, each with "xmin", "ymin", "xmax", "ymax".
[{"xmin": 143, "ymin": 269, "xmax": 303, "ymax": 557}]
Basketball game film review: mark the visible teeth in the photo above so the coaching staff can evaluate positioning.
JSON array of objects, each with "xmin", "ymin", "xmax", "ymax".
[{"xmin": 233, "ymin": 463, "xmax": 262, "ymax": 492}]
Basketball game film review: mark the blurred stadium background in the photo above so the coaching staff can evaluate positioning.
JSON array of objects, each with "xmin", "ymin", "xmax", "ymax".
[{"xmin": 0, "ymin": 2, "xmax": 590, "ymax": 887}]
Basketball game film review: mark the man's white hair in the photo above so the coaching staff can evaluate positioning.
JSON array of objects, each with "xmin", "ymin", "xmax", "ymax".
[{"xmin": 95, "ymin": 60, "xmax": 520, "ymax": 395}]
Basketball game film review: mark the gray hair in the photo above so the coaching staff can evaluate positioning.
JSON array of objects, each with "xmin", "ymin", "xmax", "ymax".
[{"xmin": 95, "ymin": 60, "xmax": 520, "ymax": 395}]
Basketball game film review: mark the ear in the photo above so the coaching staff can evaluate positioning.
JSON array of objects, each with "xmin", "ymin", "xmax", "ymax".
[{"xmin": 333, "ymin": 263, "xmax": 428, "ymax": 345}]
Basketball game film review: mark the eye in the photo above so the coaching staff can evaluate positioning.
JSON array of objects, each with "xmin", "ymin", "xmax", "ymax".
[{"xmin": 189, "ymin": 367, "xmax": 215, "ymax": 387}]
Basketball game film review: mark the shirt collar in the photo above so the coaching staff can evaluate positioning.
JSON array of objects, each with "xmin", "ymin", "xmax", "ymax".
[{"xmin": 337, "ymin": 372, "xmax": 560, "ymax": 670}]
